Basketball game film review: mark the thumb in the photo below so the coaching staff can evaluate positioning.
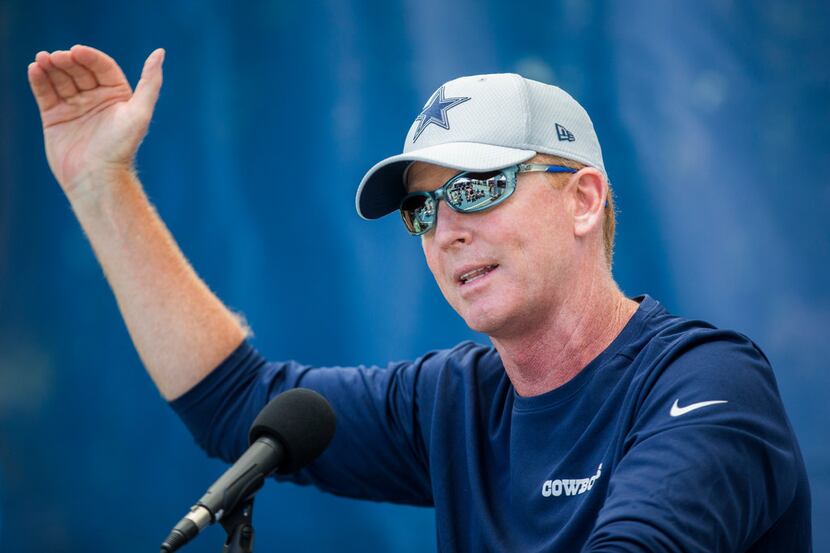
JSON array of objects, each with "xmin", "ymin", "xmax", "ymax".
[{"xmin": 132, "ymin": 48, "xmax": 165, "ymax": 113}]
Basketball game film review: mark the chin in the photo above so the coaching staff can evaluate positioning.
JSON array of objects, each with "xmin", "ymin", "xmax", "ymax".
[
  {"xmin": 459, "ymin": 304, "xmax": 512, "ymax": 336},
  {"xmin": 458, "ymin": 293, "xmax": 540, "ymax": 338}
]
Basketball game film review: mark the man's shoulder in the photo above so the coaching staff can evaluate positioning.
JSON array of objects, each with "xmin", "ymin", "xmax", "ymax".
[
  {"xmin": 613, "ymin": 297, "xmax": 789, "ymax": 433},
  {"xmin": 614, "ymin": 296, "xmax": 779, "ymax": 408},
  {"xmin": 405, "ymin": 340, "xmax": 506, "ymax": 402},
  {"xmin": 625, "ymin": 295, "xmax": 770, "ymax": 369},
  {"xmin": 414, "ymin": 340, "xmax": 502, "ymax": 376}
]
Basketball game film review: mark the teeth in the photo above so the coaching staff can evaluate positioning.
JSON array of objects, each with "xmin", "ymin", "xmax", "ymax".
[{"xmin": 460, "ymin": 264, "xmax": 497, "ymax": 284}]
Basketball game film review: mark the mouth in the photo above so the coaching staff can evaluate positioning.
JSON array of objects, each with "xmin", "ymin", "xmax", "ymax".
[{"xmin": 457, "ymin": 264, "xmax": 499, "ymax": 285}]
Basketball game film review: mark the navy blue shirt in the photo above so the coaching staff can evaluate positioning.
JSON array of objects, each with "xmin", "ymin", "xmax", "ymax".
[{"xmin": 171, "ymin": 296, "xmax": 811, "ymax": 552}]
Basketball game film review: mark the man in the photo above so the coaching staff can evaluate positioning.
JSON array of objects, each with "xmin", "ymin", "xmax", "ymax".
[{"xmin": 29, "ymin": 45, "xmax": 811, "ymax": 552}]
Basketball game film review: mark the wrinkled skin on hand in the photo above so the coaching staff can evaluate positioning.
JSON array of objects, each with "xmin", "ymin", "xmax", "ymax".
[{"xmin": 27, "ymin": 45, "xmax": 165, "ymax": 197}]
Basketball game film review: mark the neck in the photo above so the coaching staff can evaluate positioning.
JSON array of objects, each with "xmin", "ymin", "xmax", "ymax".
[{"xmin": 490, "ymin": 271, "xmax": 639, "ymax": 397}]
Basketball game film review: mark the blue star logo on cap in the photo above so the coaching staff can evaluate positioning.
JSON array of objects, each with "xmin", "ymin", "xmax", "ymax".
[{"xmin": 412, "ymin": 86, "xmax": 471, "ymax": 142}]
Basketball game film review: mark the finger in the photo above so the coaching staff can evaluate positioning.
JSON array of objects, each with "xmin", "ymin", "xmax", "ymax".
[
  {"xmin": 69, "ymin": 44, "xmax": 129, "ymax": 87},
  {"xmin": 36, "ymin": 51, "xmax": 79, "ymax": 98},
  {"xmin": 27, "ymin": 61, "xmax": 61, "ymax": 112},
  {"xmin": 51, "ymin": 49, "xmax": 99, "ymax": 91},
  {"xmin": 132, "ymin": 48, "xmax": 165, "ymax": 113}
]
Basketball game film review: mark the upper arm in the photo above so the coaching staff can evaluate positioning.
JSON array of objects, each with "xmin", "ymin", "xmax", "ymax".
[
  {"xmin": 170, "ymin": 340, "xmax": 442, "ymax": 505},
  {"xmin": 287, "ymin": 355, "xmax": 434, "ymax": 504},
  {"xmin": 583, "ymin": 333, "xmax": 804, "ymax": 552}
]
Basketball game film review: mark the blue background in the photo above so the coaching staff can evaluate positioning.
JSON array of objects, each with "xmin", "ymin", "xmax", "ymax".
[{"xmin": 1, "ymin": 0, "xmax": 828, "ymax": 551}]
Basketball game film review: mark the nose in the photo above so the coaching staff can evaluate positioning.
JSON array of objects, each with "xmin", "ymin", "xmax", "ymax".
[{"xmin": 432, "ymin": 201, "xmax": 472, "ymax": 249}]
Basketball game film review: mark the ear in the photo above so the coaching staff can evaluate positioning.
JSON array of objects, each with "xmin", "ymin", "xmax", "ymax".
[{"xmin": 570, "ymin": 168, "xmax": 607, "ymax": 239}]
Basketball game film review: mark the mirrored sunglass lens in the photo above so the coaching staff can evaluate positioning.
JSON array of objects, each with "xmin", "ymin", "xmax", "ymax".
[
  {"xmin": 446, "ymin": 172, "xmax": 508, "ymax": 211},
  {"xmin": 401, "ymin": 195, "xmax": 435, "ymax": 234}
]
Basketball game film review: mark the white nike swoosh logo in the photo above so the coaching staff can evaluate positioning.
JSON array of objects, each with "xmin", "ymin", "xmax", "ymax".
[{"xmin": 670, "ymin": 399, "xmax": 728, "ymax": 417}]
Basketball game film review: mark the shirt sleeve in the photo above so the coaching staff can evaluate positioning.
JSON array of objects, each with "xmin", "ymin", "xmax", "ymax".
[
  {"xmin": 169, "ymin": 339, "xmax": 438, "ymax": 506},
  {"xmin": 582, "ymin": 330, "xmax": 807, "ymax": 552}
]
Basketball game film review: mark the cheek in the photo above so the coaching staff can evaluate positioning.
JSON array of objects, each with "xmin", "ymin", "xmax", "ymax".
[
  {"xmin": 504, "ymin": 198, "xmax": 571, "ymax": 277},
  {"xmin": 422, "ymin": 241, "xmax": 451, "ymax": 291},
  {"xmin": 421, "ymin": 239, "xmax": 436, "ymax": 272}
]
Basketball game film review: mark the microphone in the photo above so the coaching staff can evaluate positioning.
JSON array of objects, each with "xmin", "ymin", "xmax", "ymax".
[{"xmin": 160, "ymin": 388, "xmax": 336, "ymax": 552}]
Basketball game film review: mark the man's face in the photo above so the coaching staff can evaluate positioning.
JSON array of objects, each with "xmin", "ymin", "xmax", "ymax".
[{"xmin": 407, "ymin": 161, "xmax": 579, "ymax": 339}]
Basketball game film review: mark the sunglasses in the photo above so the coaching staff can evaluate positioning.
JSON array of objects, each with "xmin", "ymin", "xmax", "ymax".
[{"xmin": 400, "ymin": 164, "xmax": 578, "ymax": 235}]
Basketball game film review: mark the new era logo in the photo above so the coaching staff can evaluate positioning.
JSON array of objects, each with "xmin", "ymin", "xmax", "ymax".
[{"xmin": 556, "ymin": 123, "xmax": 575, "ymax": 142}]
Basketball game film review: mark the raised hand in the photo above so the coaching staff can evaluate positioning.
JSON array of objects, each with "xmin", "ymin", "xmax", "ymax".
[{"xmin": 27, "ymin": 45, "xmax": 165, "ymax": 198}]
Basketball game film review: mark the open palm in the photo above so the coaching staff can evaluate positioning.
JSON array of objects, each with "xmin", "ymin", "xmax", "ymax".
[{"xmin": 27, "ymin": 45, "xmax": 164, "ymax": 196}]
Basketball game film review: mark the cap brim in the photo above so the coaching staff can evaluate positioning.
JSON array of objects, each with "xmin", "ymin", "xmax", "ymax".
[{"xmin": 355, "ymin": 142, "xmax": 537, "ymax": 220}]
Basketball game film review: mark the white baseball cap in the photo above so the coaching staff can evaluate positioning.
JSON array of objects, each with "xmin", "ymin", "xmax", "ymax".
[{"xmin": 355, "ymin": 73, "xmax": 608, "ymax": 220}]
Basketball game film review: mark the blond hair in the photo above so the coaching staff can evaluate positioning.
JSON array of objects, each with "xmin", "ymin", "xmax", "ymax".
[{"xmin": 531, "ymin": 153, "xmax": 616, "ymax": 269}]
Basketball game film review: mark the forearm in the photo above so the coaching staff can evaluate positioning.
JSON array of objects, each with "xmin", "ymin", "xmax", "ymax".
[{"xmin": 68, "ymin": 168, "xmax": 247, "ymax": 400}]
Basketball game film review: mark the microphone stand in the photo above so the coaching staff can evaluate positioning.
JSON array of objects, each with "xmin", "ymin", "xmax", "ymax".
[{"xmin": 220, "ymin": 498, "xmax": 256, "ymax": 553}]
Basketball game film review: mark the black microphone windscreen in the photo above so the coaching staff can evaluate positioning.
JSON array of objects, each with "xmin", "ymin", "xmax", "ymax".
[{"xmin": 248, "ymin": 388, "xmax": 336, "ymax": 474}]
